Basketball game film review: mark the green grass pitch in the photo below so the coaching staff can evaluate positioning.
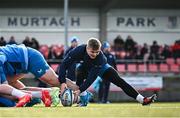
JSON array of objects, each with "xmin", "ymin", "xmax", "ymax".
[{"xmin": 1, "ymin": 102, "xmax": 180, "ymax": 118}]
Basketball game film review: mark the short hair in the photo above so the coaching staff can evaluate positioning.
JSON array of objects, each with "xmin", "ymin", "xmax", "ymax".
[{"xmin": 87, "ymin": 37, "xmax": 101, "ymax": 50}]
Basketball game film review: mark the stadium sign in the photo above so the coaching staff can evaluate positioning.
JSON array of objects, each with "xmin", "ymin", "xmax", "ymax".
[
  {"xmin": 7, "ymin": 16, "xmax": 80, "ymax": 27},
  {"xmin": 90, "ymin": 76, "xmax": 163, "ymax": 92},
  {"xmin": 108, "ymin": 16, "xmax": 180, "ymax": 31},
  {"xmin": 116, "ymin": 17, "xmax": 156, "ymax": 27}
]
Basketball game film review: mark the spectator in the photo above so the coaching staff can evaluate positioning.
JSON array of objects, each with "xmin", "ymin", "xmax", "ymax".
[
  {"xmin": 140, "ymin": 43, "xmax": 149, "ymax": 59},
  {"xmin": 135, "ymin": 45, "xmax": 143, "ymax": 60},
  {"xmin": 161, "ymin": 44, "xmax": 172, "ymax": 60},
  {"xmin": 124, "ymin": 35, "xmax": 136, "ymax": 52},
  {"xmin": 113, "ymin": 35, "xmax": 124, "ymax": 51},
  {"xmin": 31, "ymin": 37, "xmax": 40, "ymax": 50},
  {"xmin": 0, "ymin": 36, "xmax": 6, "ymax": 46},
  {"xmin": 172, "ymin": 40, "xmax": 180, "ymax": 58},
  {"xmin": 149, "ymin": 41, "xmax": 160, "ymax": 63},
  {"xmin": 8, "ymin": 36, "xmax": 17, "ymax": 45},
  {"xmin": 22, "ymin": 36, "xmax": 32, "ymax": 47},
  {"xmin": 113, "ymin": 35, "xmax": 125, "ymax": 59}
]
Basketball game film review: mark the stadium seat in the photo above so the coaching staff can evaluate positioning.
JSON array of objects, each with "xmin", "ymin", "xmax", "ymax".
[
  {"xmin": 50, "ymin": 64, "xmax": 59, "ymax": 72},
  {"xmin": 127, "ymin": 64, "xmax": 137, "ymax": 73},
  {"xmin": 169, "ymin": 64, "xmax": 179, "ymax": 73},
  {"xmin": 176, "ymin": 58, "xmax": 180, "ymax": 65},
  {"xmin": 39, "ymin": 45, "xmax": 49, "ymax": 59},
  {"xmin": 116, "ymin": 64, "xmax": 126, "ymax": 73},
  {"xmin": 166, "ymin": 58, "xmax": 175, "ymax": 65},
  {"xmin": 148, "ymin": 64, "xmax": 158, "ymax": 73},
  {"xmin": 159, "ymin": 64, "xmax": 169, "ymax": 73},
  {"xmin": 138, "ymin": 64, "xmax": 147, "ymax": 73}
]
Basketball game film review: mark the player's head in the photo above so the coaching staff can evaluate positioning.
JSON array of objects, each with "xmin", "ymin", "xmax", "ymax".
[
  {"xmin": 86, "ymin": 37, "xmax": 101, "ymax": 59},
  {"xmin": 70, "ymin": 36, "xmax": 79, "ymax": 48}
]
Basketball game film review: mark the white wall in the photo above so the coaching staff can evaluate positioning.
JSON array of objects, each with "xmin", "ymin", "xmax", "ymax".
[
  {"xmin": 107, "ymin": 9, "xmax": 180, "ymax": 45},
  {"xmin": 0, "ymin": 9, "xmax": 180, "ymax": 46},
  {"xmin": 0, "ymin": 8, "xmax": 99, "ymax": 46}
]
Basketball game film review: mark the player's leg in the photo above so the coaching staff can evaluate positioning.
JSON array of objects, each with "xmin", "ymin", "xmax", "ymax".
[
  {"xmin": 0, "ymin": 96, "xmax": 16, "ymax": 107},
  {"xmin": 102, "ymin": 79, "xmax": 110, "ymax": 103},
  {"xmin": 20, "ymin": 87, "xmax": 60, "ymax": 107},
  {"xmin": 7, "ymin": 72, "xmax": 57, "ymax": 107},
  {"xmin": 75, "ymin": 64, "xmax": 93, "ymax": 106},
  {"xmin": 0, "ymin": 72, "xmax": 30, "ymax": 107},
  {"xmin": 7, "ymin": 74, "xmax": 52, "ymax": 107},
  {"xmin": 39, "ymin": 67, "xmax": 60, "ymax": 87},
  {"xmin": 98, "ymin": 79, "xmax": 103, "ymax": 103},
  {"xmin": 102, "ymin": 66, "xmax": 156, "ymax": 105},
  {"xmin": 7, "ymin": 74, "xmax": 26, "ymax": 89},
  {"xmin": 0, "ymin": 83, "xmax": 32, "ymax": 107}
]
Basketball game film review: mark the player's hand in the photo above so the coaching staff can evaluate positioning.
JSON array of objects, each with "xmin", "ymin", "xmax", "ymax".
[
  {"xmin": 60, "ymin": 83, "xmax": 67, "ymax": 94},
  {"xmin": 73, "ymin": 89, "xmax": 80, "ymax": 103}
]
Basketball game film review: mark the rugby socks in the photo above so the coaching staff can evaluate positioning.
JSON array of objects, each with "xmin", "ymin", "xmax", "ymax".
[
  {"xmin": 136, "ymin": 94, "xmax": 144, "ymax": 103},
  {"xmin": 80, "ymin": 91, "xmax": 87, "ymax": 96},
  {"xmin": 11, "ymin": 88, "xmax": 26, "ymax": 98},
  {"xmin": 30, "ymin": 91, "xmax": 42, "ymax": 98}
]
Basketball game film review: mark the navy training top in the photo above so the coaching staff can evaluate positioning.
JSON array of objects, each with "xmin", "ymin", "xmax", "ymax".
[{"xmin": 58, "ymin": 44, "xmax": 108, "ymax": 92}]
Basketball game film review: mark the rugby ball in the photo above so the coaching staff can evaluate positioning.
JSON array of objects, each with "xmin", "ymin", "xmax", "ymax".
[{"xmin": 61, "ymin": 88, "xmax": 74, "ymax": 107}]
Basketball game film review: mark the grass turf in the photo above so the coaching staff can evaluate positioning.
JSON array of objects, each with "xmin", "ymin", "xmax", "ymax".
[{"xmin": 1, "ymin": 102, "xmax": 180, "ymax": 118}]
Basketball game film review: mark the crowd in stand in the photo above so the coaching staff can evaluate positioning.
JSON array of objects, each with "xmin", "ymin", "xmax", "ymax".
[
  {"xmin": 0, "ymin": 35, "xmax": 180, "ymax": 64},
  {"xmin": 113, "ymin": 35, "xmax": 180, "ymax": 64},
  {"xmin": 0, "ymin": 36, "xmax": 64, "ymax": 60}
]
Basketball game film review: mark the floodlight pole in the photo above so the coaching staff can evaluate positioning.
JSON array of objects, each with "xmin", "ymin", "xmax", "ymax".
[{"xmin": 64, "ymin": 0, "xmax": 69, "ymax": 47}]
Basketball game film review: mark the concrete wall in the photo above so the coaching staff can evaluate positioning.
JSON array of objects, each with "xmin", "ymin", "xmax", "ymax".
[{"xmin": 0, "ymin": 9, "xmax": 180, "ymax": 46}]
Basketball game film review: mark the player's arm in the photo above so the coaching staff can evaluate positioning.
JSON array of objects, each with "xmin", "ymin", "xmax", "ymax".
[
  {"xmin": 74, "ymin": 67, "xmax": 98, "ymax": 99},
  {"xmin": 58, "ymin": 46, "xmax": 83, "ymax": 92},
  {"xmin": 79, "ymin": 70, "xmax": 98, "ymax": 92}
]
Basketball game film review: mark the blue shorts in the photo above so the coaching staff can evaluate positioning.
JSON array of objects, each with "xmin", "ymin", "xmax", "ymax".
[
  {"xmin": 0, "ymin": 75, "xmax": 6, "ymax": 84},
  {"xmin": 27, "ymin": 48, "xmax": 49, "ymax": 78},
  {"xmin": 0, "ymin": 97, "xmax": 16, "ymax": 107},
  {"xmin": 0, "ymin": 67, "xmax": 6, "ymax": 84},
  {"xmin": 99, "ymin": 64, "xmax": 111, "ymax": 77}
]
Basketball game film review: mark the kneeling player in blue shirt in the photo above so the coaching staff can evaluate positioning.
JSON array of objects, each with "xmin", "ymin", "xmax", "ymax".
[
  {"xmin": 58, "ymin": 37, "xmax": 156, "ymax": 106},
  {"xmin": 0, "ymin": 44, "xmax": 78, "ymax": 107}
]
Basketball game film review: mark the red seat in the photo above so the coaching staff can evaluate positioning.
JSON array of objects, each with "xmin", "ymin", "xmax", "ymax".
[
  {"xmin": 148, "ymin": 64, "xmax": 158, "ymax": 73},
  {"xmin": 138, "ymin": 64, "xmax": 147, "ymax": 72},
  {"xmin": 176, "ymin": 58, "xmax": 180, "ymax": 65},
  {"xmin": 116, "ymin": 64, "xmax": 126, "ymax": 73},
  {"xmin": 159, "ymin": 64, "xmax": 169, "ymax": 73},
  {"xmin": 127, "ymin": 64, "xmax": 137, "ymax": 73},
  {"xmin": 170, "ymin": 64, "xmax": 179, "ymax": 73},
  {"xmin": 50, "ymin": 64, "xmax": 59, "ymax": 72},
  {"xmin": 166, "ymin": 58, "xmax": 175, "ymax": 65},
  {"xmin": 39, "ymin": 45, "xmax": 49, "ymax": 59}
]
